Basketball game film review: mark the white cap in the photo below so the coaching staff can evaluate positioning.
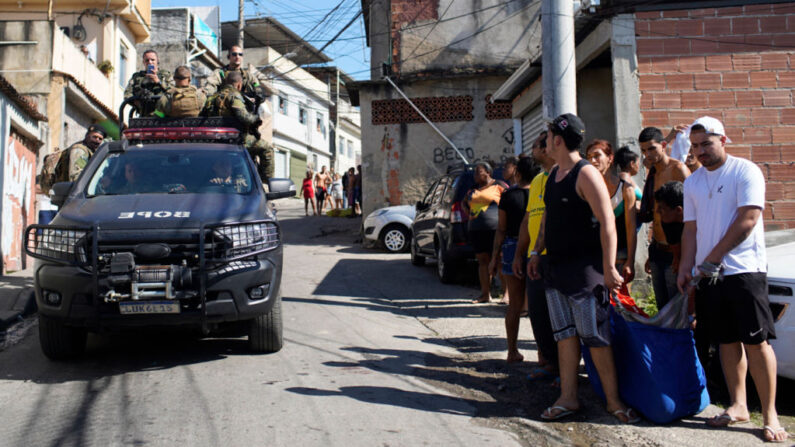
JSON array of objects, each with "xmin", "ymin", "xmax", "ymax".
[{"xmin": 690, "ymin": 116, "xmax": 732, "ymax": 143}]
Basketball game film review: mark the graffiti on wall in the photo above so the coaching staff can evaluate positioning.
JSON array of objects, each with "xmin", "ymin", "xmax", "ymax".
[
  {"xmin": 432, "ymin": 127, "xmax": 516, "ymax": 165},
  {"xmin": 2, "ymin": 137, "xmax": 37, "ymax": 272},
  {"xmin": 379, "ymin": 127, "xmax": 402, "ymax": 205}
]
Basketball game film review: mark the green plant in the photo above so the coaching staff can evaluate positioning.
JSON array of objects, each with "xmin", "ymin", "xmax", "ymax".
[{"xmin": 97, "ymin": 60, "xmax": 114, "ymax": 74}]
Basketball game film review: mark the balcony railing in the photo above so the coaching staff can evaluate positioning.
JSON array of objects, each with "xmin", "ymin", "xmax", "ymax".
[{"xmin": 51, "ymin": 29, "xmax": 124, "ymax": 113}]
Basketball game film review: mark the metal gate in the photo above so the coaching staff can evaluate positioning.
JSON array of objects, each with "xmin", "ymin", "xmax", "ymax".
[{"xmin": 521, "ymin": 104, "xmax": 545, "ymax": 155}]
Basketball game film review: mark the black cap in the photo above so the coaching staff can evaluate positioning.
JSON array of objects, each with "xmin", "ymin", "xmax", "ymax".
[
  {"xmin": 86, "ymin": 124, "xmax": 107, "ymax": 139},
  {"xmin": 550, "ymin": 113, "xmax": 586, "ymax": 151}
]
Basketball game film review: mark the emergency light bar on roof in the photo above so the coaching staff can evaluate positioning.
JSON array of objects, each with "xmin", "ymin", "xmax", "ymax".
[{"xmin": 123, "ymin": 127, "xmax": 241, "ymax": 143}]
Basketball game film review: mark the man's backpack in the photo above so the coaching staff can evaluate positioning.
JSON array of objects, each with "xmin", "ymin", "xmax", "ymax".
[
  {"xmin": 38, "ymin": 148, "xmax": 69, "ymax": 195},
  {"xmin": 169, "ymin": 87, "xmax": 203, "ymax": 117}
]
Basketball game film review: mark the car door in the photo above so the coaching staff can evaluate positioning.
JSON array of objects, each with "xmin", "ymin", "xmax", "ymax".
[
  {"xmin": 413, "ymin": 179, "xmax": 441, "ymax": 254},
  {"xmin": 428, "ymin": 175, "xmax": 452, "ymax": 244}
]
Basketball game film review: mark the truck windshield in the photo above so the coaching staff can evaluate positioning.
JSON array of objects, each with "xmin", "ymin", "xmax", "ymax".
[{"xmin": 86, "ymin": 149, "xmax": 254, "ymax": 196}]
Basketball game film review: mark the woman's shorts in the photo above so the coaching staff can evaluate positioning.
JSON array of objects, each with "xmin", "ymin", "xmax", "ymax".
[
  {"xmin": 470, "ymin": 229, "xmax": 496, "ymax": 254},
  {"xmin": 501, "ymin": 236, "xmax": 518, "ymax": 275},
  {"xmin": 332, "ymin": 190, "xmax": 343, "ymax": 200}
]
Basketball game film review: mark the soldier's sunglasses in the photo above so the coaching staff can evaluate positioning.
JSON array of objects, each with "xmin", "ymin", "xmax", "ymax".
[{"xmin": 230, "ymin": 52, "xmax": 244, "ymax": 56}]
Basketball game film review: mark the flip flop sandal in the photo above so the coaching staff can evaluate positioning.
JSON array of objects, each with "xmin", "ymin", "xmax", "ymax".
[
  {"xmin": 541, "ymin": 405, "xmax": 578, "ymax": 421},
  {"xmin": 763, "ymin": 425, "xmax": 789, "ymax": 443},
  {"xmin": 613, "ymin": 408, "xmax": 641, "ymax": 424},
  {"xmin": 707, "ymin": 412, "xmax": 749, "ymax": 427}
]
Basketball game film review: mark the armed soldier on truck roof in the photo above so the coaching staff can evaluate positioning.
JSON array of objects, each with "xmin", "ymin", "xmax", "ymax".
[
  {"xmin": 155, "ymin": 66, "xmax": 206, "ymax": 118},
  {"xmin": 203, "ymin": 45, "xmax": 274, "ymax": 113},
  {"xmin": 202, "ymin": 70, "xmax": 274, "ymax": 181},
  {"xmin": 124, "ymin": 49, "xmax": 174, "ymax": 117}
]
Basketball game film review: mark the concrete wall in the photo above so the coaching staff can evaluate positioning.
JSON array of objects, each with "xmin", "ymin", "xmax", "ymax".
[
  {"xmin": 635, "ymin": 2, "xmax": 795, "ymax": 229},
  {"xmin": 136, "ymin": 9, "xmax": 189, "ymax": 74},
  {"xmin": 0, "ymin": 21, "xmax": 53, "ymax": 95},
  {"xmin": 358, "ymin": 75, "xmax": 514, "ymax": 216},
  {"xmin": 389, "ymin": 0, "xmax": 540, "ymax": 76},
  {"xmin": 577, "ymin": 66, "xmax": 616, "ymax": 147}
]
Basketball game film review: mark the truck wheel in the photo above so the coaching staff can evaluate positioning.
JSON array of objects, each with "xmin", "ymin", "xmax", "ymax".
[
  {"xmin": 410, "ymin": 239, "xmax": 425, "ymax": 266},
  {"xmin": 38, "ymin": 314, "xmax": 87, "ymax": 360},
  {"xmin": 380, "ymin": 224, "xmax": 410, "ymax": 253},
  {"xmin": 436, "ymin": 243, "xmax": 457, "ymax": 284},
  {"xmin": 249, "ymin": 293, "xmax": 283, "ymax": 353}
]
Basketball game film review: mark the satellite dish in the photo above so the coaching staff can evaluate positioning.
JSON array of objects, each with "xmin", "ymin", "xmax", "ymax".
[{"xmin": 73, "ymin": 24, "xmax": 86, "ymax": 42}]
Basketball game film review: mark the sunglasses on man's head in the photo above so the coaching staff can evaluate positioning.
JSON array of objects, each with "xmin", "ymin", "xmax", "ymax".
[{"xmin": 230, "ymin": 52, "xmax": 244, "ymax": 57}]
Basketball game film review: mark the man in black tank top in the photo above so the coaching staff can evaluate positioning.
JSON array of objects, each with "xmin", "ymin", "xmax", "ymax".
[{"xmin": 527, "ymin": 114, "xmax": 639, "ymax": 423}]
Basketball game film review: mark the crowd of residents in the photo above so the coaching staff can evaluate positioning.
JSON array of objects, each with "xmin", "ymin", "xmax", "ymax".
[
  {"xmin": 300, "ymin": 165, "xmax": 362, "ymax": 216},
  {"xmin": 460, "ymin": 112, "xmax": 786, "ymax": 442}
]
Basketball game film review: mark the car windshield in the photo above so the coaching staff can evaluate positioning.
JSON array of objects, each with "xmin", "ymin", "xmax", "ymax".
[{"xmin": 86, "ymin": 148, "xmax": 253, "ymax": 196}]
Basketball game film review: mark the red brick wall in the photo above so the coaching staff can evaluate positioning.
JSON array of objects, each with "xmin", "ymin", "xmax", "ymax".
[
  {"xmin": 636, "ymin": 3, "xmax": 795, "ymax": 229},
  {"xmin": 390, "ymin": 0, "xmax": 439, "ymax": 73}
]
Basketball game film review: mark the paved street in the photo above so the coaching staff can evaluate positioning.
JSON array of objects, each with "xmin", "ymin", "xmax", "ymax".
[{"xmin": 0, "ymin": 199, "xmax": 790, "ymax": 446}]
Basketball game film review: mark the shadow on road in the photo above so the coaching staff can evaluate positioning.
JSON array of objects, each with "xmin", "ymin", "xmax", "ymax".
[{"xmin": 0, "ymin": 330, "xmax": 262, "ymax": 384}]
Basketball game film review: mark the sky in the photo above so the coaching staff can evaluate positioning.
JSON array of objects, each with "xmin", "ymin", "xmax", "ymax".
[{"xmin": 152, "ymin": 0, "xmax": 370, "ymax": 80}]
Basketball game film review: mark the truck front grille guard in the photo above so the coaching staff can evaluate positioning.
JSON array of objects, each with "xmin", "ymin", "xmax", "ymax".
[{"xmin": 26, "ymin": 221, "xmax": 281, "ymax": 329}]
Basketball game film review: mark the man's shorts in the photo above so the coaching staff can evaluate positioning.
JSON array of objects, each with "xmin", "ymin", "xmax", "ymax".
[
  {"xmin": 545, "ymin": 286, "xmax": 611, "ymax": 347},
  {"xmin": 697, "ymin": 272, "xmax": 776, "ymax": 345}
]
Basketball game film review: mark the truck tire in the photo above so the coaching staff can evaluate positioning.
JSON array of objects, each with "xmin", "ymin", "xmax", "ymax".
[
  {"xmin": 249, "ymin": 292, "xmax": 283, "ymax": 353},
  {"xmin": 410, "ymin": 239, "xmax": 425, "ymax": 266},
  {"xmin": 38, "ymin": 314, "xmax": 87, "ymax": 360}
]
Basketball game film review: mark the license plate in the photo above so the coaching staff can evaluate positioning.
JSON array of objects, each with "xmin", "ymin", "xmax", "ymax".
[{"xmin": 119, "ymin": 301, "xmax": 180, "ymax": 315}]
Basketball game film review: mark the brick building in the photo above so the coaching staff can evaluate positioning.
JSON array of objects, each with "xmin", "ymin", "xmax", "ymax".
[
  {"xmin": 635, "ymin": 2, "xmax": 795, "ymax": 229},
  {"xmin": 495, "ymin": 0, "xmax": 795, "ymax": 230},
  {"xmin": 354, "ymin": 0, "xmax": 541, "ymax": 215}
]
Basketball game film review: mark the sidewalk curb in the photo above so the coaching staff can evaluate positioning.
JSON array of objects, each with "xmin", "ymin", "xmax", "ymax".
[{"xmin": 0, "ymin": 285, "xmax": 37, "ymax": 332}]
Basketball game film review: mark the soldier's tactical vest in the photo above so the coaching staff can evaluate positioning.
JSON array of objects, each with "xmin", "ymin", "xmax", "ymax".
[{"xmin": 169, "ymin": 87, "xmax": 203, "ymax": 118}]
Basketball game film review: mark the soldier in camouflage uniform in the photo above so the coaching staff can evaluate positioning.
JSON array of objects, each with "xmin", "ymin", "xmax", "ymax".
[
  {"xmin": 202, "ymin": 71, "xmax": 274, "ymax": 180},
  {"xmin": 203, "ymin": 45, "xmax": 273, "ymax": 107},
  {"xmin": 124, "ymin": 49, "xmax": 174, "ymax": 116},
  {"xmin": 155, "ymin": 66, "xmax": 206, "ymax": 118},
  {"xmin": 66, "ymin": 125, "xmax": 106, "ymax": 181}
]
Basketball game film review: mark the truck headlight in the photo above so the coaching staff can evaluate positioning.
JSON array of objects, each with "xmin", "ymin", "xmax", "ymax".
[
  {"xmin": 213, "ymin": 222, "xmax": 279, "ymax": 259},
  {"xmin": 25, "ymin": 226, "xmax": 89, "ymax": 264}
]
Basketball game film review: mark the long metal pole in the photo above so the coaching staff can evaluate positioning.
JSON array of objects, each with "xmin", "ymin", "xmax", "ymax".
[
  {"xmin": 541, "ymin": 0, "xmax": 577, "ymax": 118},
  {"xmin": 383, "ymin": 76, "xmax": 468, "ymax": 164},
  {"xmin": 335, "ymin": 68, "xmax": 340, "ymax": 172},
  {"xmin": 238, "ymin": 0, "xmax": 245, "ymax": 48}
]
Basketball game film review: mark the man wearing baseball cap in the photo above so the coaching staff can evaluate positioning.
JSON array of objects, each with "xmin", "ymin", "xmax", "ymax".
[
  {"xmin": 527, "ymin": 113, "xmax": 638, "ymax": 423},
  {"xmin": 677, "ymin": 116, "xmax": 786, "ymax": 442}
]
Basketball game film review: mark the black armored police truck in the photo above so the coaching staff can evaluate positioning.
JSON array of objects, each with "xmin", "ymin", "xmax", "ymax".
[{"xmin": 25, "ymin": 116, "xmax": 295, "ymax": 360}]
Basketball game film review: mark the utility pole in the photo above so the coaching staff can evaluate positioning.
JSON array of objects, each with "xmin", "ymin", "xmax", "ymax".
[
  {"xmin": 238, "ymin": 0, "xmax": 245, "ymax": 48},
  {"xmin": 541, "ymin": 0, "xmax": 577, "ymax": 118},
  {"xmin": 335, "ymin": 68, "xmax": 340, "ymax": 172}
]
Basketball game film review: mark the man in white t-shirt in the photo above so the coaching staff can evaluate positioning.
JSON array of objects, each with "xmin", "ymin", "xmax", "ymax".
[{"xmin": 677, "ymin": 116, "xmax": 786, "ymax": 443}]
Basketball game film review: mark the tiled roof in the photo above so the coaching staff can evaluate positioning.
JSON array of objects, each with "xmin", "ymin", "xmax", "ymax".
[{"xmin": 0, "ymin": 75, "xmax": 47, "ymax": 122}]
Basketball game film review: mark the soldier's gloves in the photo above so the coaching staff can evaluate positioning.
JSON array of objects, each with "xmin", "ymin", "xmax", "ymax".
[{"xmin": 253, "ymin": 118, "xmax": 263, "ymax": 128}]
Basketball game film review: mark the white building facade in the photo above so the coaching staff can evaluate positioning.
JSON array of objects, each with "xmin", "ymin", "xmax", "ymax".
[{"xmin": 263, "ymin": 49, "xmax": 332, "ymax": 187}]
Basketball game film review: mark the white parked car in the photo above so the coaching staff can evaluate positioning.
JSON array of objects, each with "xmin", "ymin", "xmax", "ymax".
[
  {"xmin": 766, "ymin": 230, "xmax": 795, "ymax": 381},
  {"xmin": 363, "ymin": 205, "xmax": 415, "ymax": 253}
]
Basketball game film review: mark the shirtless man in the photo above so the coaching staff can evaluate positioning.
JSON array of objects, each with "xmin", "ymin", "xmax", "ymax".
[
  {"xmin": 314, "ymin": 166, "xmax": 331, "ymax": 213},
  {"xmin": 638, "ymin": 127, "xmax": 690, "ymax": 309}
]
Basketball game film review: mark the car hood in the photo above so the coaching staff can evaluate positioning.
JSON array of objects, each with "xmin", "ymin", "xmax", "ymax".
[
  {"xmin": 380, "ymin": 205, "xmax": 415, "ymax": 219},
  {"xmin": 767, "ymin": 241, "xmax": 795, "ymax": 283},
  {"xmin": 53, "ymin": 193, "xmax": 269, "ymax": 229}
]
